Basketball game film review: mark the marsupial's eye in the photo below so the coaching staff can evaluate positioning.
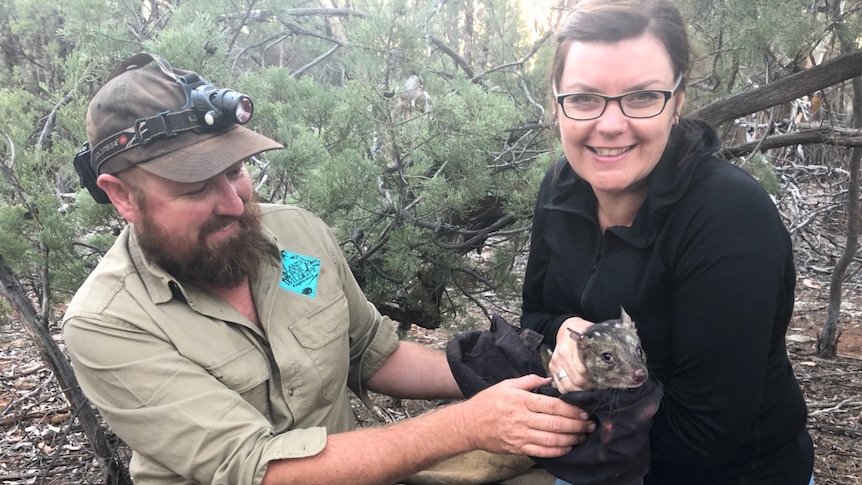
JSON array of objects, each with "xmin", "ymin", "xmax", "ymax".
[
  {"xmin": 601, "ymin": 352, "xmax": 615, "ymax": 362},
  {"xmin": 636, "ymin": 346, "xmax": 645, "ymax": 359}
]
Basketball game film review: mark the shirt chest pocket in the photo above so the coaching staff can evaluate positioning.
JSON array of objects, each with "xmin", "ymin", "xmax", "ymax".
[
  {"xmin": 205, "ymin": 344, "xmax": 272, "ymax": 416},
  {"xmin": 288, "ymin": 294, "xmax": 350, "ymax": 403}
]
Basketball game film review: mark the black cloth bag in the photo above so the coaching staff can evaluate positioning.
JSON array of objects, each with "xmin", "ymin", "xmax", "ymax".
[{"xmin": 446, "ymin": 315, "xmax": 663, "ymax": 485}]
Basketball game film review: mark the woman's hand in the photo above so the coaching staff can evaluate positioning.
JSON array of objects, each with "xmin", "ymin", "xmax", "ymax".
[{"xmin": 549, "ymin": 317, "xmax": 595, "ymax": 392}]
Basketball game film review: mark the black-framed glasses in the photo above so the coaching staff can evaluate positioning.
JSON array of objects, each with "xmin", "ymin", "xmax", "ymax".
[{"xmin": 555, "ymin": 75, "xmax": 683, "ymax": 120}]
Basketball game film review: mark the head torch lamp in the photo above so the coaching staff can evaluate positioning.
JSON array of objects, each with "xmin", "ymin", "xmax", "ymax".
[{"xmin": 184, "ymin": 78, "xmax": 254, "ymax": 128}]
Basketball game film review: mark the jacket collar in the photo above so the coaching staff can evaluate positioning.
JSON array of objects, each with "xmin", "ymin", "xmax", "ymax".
[{"xmin": 544, "ymin": 118, "xmax": 721, "ymax": 247}]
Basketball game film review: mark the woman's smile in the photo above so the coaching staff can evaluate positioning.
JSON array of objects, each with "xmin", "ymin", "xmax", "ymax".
[{"xmin": 589, "ymin": 145, "xmax": 635, "ymax": 157}]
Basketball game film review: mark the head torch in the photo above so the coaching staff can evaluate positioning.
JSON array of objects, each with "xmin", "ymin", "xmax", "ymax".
[
  {"xmin": 73, "ymin": 53, "xmax": 258, "ymax": 204},
  {"xmin": 183, "ymin": 77, "xmax": 254, "ymax": 129}
]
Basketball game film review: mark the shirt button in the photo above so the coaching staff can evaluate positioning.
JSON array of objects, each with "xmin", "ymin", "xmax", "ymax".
[{"xmin": 288, "ymin": 389, "xmax": 294, "ymax": 396}]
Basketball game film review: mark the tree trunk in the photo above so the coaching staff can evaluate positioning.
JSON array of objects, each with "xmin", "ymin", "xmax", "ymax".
[
  {"xmin": 818, "ymin": 105, "xmax": 862, "ymax": 357},
  {"xmin": 818, "ymin": 144, "xmax": 859, "ymax": 358},
  {"xmin": 0, "ymin": 254, "xmax": 132, "ymax": 485},
  {"xmin": 817, "ymin": 4, "xmax": 862, "ymax": 358}
]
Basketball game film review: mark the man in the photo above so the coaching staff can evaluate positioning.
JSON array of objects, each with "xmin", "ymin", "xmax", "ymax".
[{"xmin": 63, "ymin": 53, "xmax": 591, "ymax": 485}]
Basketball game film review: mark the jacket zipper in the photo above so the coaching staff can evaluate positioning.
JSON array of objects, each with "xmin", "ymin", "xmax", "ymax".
[{"xmin": 579, "ymin": 233, "xmax": 605, "ymax": 310}]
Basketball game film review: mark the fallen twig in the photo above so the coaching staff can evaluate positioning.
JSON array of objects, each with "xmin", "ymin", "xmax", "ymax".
[{"xmin": 809, "ymin": 398, "xmax": 862, "ymax": 415}]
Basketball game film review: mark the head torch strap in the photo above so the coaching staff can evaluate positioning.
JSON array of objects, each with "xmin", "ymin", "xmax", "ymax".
[
  {"xmin": 91, "ymin": 108, "xmax": 203, "ymax": 172},
  {"xmin": 109, "ymin": 52, "xmax": 209, "ymax": 104},
  {"xmin": 108, "ymin": 52, "xmax": 178, "ymax": 83}
]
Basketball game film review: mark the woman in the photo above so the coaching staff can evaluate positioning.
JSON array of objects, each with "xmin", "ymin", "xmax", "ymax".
[{"xmin": 520, "ymin": 1, "xmax": 815, "ymax": 484}]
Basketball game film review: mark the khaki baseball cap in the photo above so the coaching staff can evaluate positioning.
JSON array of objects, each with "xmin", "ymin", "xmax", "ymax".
[{"xmin": 86, "ymin": 54, "xmax": 283, "ymax": 183}]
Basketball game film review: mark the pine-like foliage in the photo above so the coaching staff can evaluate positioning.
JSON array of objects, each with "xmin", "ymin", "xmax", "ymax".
[{"xmin": 0, "ymin": 0, "xmax": 859, "ymax": 331}]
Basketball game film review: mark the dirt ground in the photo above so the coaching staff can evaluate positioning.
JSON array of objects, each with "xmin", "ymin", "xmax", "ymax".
[
  {"xmin": 1, "ymin": 279, "xmax": 861, "ymax": 484},
  {"xmin": 786, "ymin": 281, "xmax": 862, "ymax": 485}
]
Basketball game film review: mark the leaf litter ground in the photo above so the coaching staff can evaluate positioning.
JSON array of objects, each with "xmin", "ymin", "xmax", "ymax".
[{"xmin": 1, "ymin": 282, "xmax": 861, "ymax": 484}]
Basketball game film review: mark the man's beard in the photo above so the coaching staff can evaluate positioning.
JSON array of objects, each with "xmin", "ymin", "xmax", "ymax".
[{"xmin": 135, "ymin": 198, "xmax": 274, "ymax": 288}]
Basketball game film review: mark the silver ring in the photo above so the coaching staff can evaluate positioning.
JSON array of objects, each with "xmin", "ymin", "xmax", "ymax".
[{"xmin": 556, "ymin": 369, "xmax": 569, "ymax": 380}]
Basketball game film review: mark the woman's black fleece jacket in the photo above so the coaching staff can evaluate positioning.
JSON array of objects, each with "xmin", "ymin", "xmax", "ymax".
[{"xmin": 520, "ymin": 119, "xmax": 812, "ymax": 485}]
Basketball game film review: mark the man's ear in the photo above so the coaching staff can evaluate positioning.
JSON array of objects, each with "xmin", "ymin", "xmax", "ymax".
[{"xmin": 97, "ymin": 174, "xmax": 142, "ymax": 223}]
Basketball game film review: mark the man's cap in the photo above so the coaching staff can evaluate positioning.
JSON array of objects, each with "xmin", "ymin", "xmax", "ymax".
[{"xmin": 86, "ymin": 55, "xmax": 283, "ymax": 183}]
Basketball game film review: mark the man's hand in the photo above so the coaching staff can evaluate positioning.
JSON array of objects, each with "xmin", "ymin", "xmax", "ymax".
[
  {"xmin": 549, "ymin": 317, "xmax": 595, "ymax": 392},
  {"xmin": 455, "ymin": 374, "xmax": 595, "ymax": 458},
  {"xmin": 262, "ymin": 374, "xmax": 595, "ymax": 485}
]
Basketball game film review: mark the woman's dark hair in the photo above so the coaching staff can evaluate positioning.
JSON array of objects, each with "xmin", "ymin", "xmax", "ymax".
[{"xmin": 550, "ymin": 0, "xmax": 691, "ymax": 93}]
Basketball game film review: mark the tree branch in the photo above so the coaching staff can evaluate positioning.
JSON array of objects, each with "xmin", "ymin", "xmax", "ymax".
[
  {"xmin": 428, "ymin": 35, "xmax": 474, "ymax": 79},
  {"xmin": 292, "ymin": 43, "xmax": 342, "ymax": 79},
  {"xmin": 36, "ymin": 92, "xmax": 73, "ymax": 150},
  {"xmin": 226, "ymin": 0, "xmax": 263, "ymax": 52},
  {"xmin": 719, "ymin": 124, "xmax": 862, "ymax": 158},
  {"xmin": 0, "ymin": 132, "xmax": 36, "ymax": 213},
  {"xmin": 218, "ymin": 7, "xmax": 367, "ymax": 23},
  {"xmin": 689, "ymin": 50, "xmax": 862, "ymax": 127},
  {"xmin": 471, "ymin": 30, "xmax": 553, "ymax": 84},
  {"xmin": 450, "ymin": 273, "xmax": 491, "ymax": 322}
]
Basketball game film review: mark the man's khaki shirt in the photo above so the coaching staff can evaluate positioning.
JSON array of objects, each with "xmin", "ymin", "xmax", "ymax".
[{"xmin": 63, "ymin": 204, "xmax": 400, "ymax": 484}]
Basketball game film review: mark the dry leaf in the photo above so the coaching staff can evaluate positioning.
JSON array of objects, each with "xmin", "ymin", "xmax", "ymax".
[
  {"xmin": 802, "ymin": 278, "xmax": 821, "ymax": 289},
  {"xmin": 787, "ymin": 334, "xmax": 816, "ymax": 343},
  {"xmin": 13, "ymin": 377, "xmax": 40, "ymax": 390}
]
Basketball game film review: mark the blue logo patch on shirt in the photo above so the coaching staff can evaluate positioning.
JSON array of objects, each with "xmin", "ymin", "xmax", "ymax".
[{"xmin": 280, "ymin": 250, "xmax": 320, "ymax": 297}]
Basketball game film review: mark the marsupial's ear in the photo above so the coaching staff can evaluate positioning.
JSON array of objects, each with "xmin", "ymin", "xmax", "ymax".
[
  {"xmin": 620, "ymin": 307, "xmax": 635, "ymax": 328},
  {"xmin": 567, "ymin": 327, "xmax": 586, "ymax": 341}
]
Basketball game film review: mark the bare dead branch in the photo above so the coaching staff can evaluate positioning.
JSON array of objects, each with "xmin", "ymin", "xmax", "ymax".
[
  {"xmin": 36, "ymin": 92, "xmax": 73, "ymax": 151},
  {"xmin": 39, "ymin": 247, "xmax": 50, "ymax": 328},
  {"xmin": 471, "ymin": 30, "xmax": 553, "ymax": 84},
  {"xmin": 278, "ymin": 20, "xmax": 345, "ymax": 45},
  {"xmin": 809, "ymin": 423, "xmax": 862, "ymax": 438},
  {"xmin": 690, "ymin": 50, "xmax": 862, "ymax": 127},
  {"xmin": 0, "ymin": 379, "xmax": 53, "ymax": 422},
  {"xmin": 808, "ymin": 398, "xmax": 862, "ymax": 415},
  {"xmin": 450, "ymin": 274, "xmax": 491, "ymax": 322},
  {"xmin": 230, "ymin": 31, "xmax": 293, "ymax": 71},
  {"xmin": 353, "ymin": 216, "xmax": 397, "ymax": 266},
  {"xmin": 400, "ymin": 210, "xmax": 516, "ymax": 240},
  {"xmin": 278, "ymin": 7, "xmax": 367, "ymax": 18},
  {"xmin": 720, "ymin": 124, "xmax": 862, "ymax": 158},
  {"xmin": 0, "ymin": 132, "xmax": 37, "ymax": 213},
  {"xmin": 519, "ymin": 73, "xmax": 545, "ymax": 121},
  {"xmin": 217, "ymin": 7, "xmax": 367, "ymax": 23},
  {"xmin": 292, "ymin": 44, "xmax": 342, "ymax": 79},
  {"xmin": 428, "ymin": 35, "xmax": 474, "ymax": 79},
  {"xmin": 226, "ymin": 0, "xmax": 264, "ymax": 52},
  {"xmin": 407, "ymin": 213, "xmax": 518, "ymax": 252}
]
